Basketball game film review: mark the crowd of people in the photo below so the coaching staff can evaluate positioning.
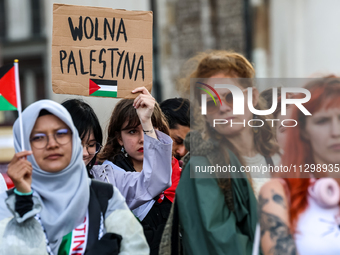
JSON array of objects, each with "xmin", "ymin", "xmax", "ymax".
[{"xmin": 0, "ymin": 50, "xmax": 340, "ymax": 255}]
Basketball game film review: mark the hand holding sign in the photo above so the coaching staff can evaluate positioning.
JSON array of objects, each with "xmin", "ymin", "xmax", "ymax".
[{"xmin": 132, "ymin": 87, "xmax": 157, "ymax": 139}]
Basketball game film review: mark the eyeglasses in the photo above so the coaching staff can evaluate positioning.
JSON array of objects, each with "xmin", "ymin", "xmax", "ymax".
[
  {"xmin": 206, "ymin": 88, "xmax": 247, "ymax": 114},
  {"xmin": 30, "ymin": 128, "xmax": 72, "ymax": 149},
  {"xmin": 83, "ymin": 142, "xmax": 102, "ymax": 155}
]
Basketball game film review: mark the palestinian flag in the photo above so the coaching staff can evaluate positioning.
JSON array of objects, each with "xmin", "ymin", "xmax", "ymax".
[
  {"xmin": 0, "ymin": 64, "xmax": 17, "ymax": 111},
  {"xmin": 89, "ymin": 79, "xmax": 117, "ymax": 98}
]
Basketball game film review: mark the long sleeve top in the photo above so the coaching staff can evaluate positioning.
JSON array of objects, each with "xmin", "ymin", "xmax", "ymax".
[{"xmin": 90, "ymin": 130, "xmax": 173, "ymax": 211}]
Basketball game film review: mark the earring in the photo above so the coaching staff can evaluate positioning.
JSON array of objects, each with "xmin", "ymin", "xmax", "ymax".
[
  {"xmin": 253, "ymin": 114, "xmax": 259, "ymax": 134},
  {"xmin": 121, "ymin": 146, "xmax": 128, "ymax": 157}
]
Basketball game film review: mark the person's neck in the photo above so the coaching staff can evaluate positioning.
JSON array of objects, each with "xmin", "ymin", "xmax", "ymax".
[
  {"xmin": 132, "ymin": 159, "xmax": 143, "ymax": 172},
  {"xmin": 225, "ymin": 127, "xmax": 257, "ymax": 158}
]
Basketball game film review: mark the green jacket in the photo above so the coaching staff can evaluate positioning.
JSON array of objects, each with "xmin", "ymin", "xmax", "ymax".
[
  {"xmin": 159, "ymin": 131, "xmax": 260, "ymax": 255},
  {"xmin": 177, "ymin": 155, "xmax": 258, "ymax": 255}
]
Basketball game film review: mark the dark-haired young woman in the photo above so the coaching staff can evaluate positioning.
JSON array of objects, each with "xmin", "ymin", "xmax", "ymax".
[
  {"xmin": 98, "ymin": 87, "xmax": 179, "ymax": 255},
  {"xmin": 62, "ymin": 89, "xmax": 173, "ymax": 211},
  {"xmin": 61, "ymin": 98, "xmax": 103, "ymax": 172}
]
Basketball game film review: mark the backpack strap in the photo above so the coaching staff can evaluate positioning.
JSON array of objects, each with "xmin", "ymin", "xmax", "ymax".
[
  {"xmin": 90, "ymin": 180, "xmax": 114, "ymax": 215},
  {"xmin": 86, "ymin": 180, "xmax": 114, "ymax": 251}
]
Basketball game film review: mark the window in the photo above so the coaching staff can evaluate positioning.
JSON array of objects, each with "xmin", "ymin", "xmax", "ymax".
[
  {"xmin": 31, "ymin": 0, "xmax": 41, "ymax": 37},
  {"xmin": 0, "ymin": 0, "xmax": 5, "ymax": 40}
]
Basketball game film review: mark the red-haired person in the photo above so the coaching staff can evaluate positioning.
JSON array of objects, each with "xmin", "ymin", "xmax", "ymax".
[
  {"xmin": 160, "ymin": 51, "xmax": 260, "ymax": 254},
  {"xmin": 191, "ymin": 51, "xmax": 280, "ymax": 196},
  {"xmin": 259, "ymin": 77, "xmax": 340, "ymax": 255}
]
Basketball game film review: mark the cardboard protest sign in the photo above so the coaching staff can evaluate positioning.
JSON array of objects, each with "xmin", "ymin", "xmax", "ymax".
[{"xmin": 52, "ymin": 4, "xmax": 153, "ymax": 98}]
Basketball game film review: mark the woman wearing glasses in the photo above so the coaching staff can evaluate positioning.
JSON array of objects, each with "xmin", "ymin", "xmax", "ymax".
[
  {"xmin": 62, "ymin": 99, "xmax": 103, "ymax": 173},
  {"xmin": 62, "ymin": 96, "xmax": 172, "ymax": 211},
  {"xmin": 0, "ymin": 100, "xmax": 148, "ymax": 255}
]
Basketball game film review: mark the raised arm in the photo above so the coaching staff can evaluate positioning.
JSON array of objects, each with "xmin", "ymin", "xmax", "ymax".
[
  {"xmin": 259, "ymin": 179, "xmax": 297, "ymax": 255},
  {"xmin": 124, "ymin": 129, "xmax": 172, "ymax": 209},
  {"xmin": 92, "ymin": 86, "xmax": 173, "ymax": 209},
  {"xmin": 93, "ymin": 130, "xmax": 172, "ymax": 210},
  {"xmin": 132, "ymin": 86, "xmax": 158, "ymax": 140}
]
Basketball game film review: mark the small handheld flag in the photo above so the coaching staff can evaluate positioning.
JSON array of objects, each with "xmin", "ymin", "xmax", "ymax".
[
  {"xmin": 0, "ymin": 60, "xmax": 25, "ymax": 151},
  {"xmin": 0, "ymin": 63, "xmax": 17, "ymax": 110}
]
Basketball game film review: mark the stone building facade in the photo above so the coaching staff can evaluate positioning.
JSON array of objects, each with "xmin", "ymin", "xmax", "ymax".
[{"xmin": 157, "ymin": 0, "xmax": 250, "ymax": 98}]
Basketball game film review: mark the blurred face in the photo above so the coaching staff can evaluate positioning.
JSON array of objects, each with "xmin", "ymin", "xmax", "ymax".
[
  {"xmin": 204, "ymin": 73, "xmax": 257, "ymax": 136},
  {"xmin": 118, "ymin": 122, "xmax": 144, "ymax": 165},
  {"xmin": 170, "ymin": 124, "xmax": 190, "ymax": 160},
  {"xmin": 303, "ymin": 107, "xmax": 340, "ymax": 165},
  {"xmin": 81, "ymin": 131, "xmax": 96, "ymax": 166},
  {"xmin": 30, "ymin": 115, "xmax": 72, "ymax": 173}
]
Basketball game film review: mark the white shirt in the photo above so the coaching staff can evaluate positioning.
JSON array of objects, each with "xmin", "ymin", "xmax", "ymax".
[
  {"xmin": 244, "ymin": 153, "xmax": 281, "ymax": 196},
  {"xmin": 295, "ymin": 189, "xmax": 340, "ymax": 254}
]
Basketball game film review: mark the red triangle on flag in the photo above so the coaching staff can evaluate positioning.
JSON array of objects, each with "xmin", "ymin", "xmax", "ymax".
[
  {"xmin": 89, "ymin": 79, "xmax": 101, "ymax": 95},
  {"xmin": 0, "ymin": 66, "xmax": 17, "ymax": 108}
]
